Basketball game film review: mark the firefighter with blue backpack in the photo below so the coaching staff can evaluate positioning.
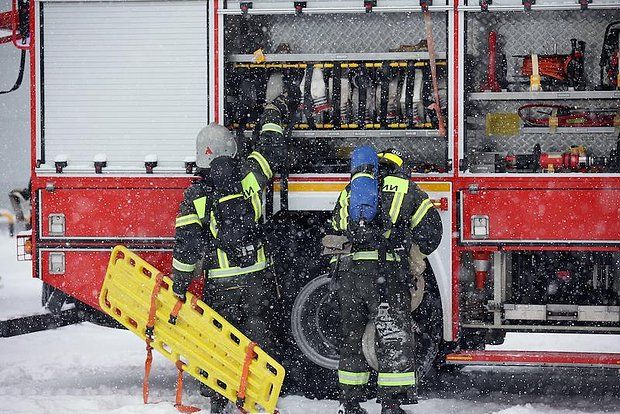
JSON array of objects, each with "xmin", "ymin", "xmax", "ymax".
[
  {"xmin": 329, "ymin": 146, "xmax": 443, "ymax": 414},
  {"xmin": 170, "ymin": 96, "xmax": 291, "ymax": 413}
]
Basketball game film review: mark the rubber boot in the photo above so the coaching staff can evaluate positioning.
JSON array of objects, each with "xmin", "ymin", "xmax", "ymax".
[
  {"xmin": 381, "ymin": 401, "xmax": 407, "ymax": 414},
  {"xmin": 210, "ymin": 394, "xmax": 229, "ymax": 414},
  {"xmin": 336, "ymin": 401, "xmax": 368, "ymax": 414}
]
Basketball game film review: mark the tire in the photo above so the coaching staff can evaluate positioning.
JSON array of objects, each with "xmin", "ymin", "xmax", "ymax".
[
  {"xmin": 269, "ymin": 212, "xmax": 338, "ymax": 398},
  {"xmin": 292, "ymin": 263, "xmax": 444, "ymax": 384},
  {"xmin": 290, "ymin": 273, "xmax": 340, "ymax": 370}
]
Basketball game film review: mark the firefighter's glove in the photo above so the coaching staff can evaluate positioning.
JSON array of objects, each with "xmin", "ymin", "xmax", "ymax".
[
  {"xmin": 172, "ymin": 269, "xmax": 192, "ymax": 302},
  {"xmin": 265, "ymin": 94, "xmax": 290, "ymax": 120},
  {"xmin": 408, "ymin": 244, "xmax": 427, "ymax": 277}
]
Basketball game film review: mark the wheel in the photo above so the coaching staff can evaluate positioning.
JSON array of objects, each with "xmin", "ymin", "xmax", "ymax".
[
  {"xmin": 290, "ymin": 273, "xmax": 340, "ymax": 370},
  {"xmin": 270, "ymin": 212, "xmax": 338, "ymax": 398},
  {"xmin": 292, "ymin": 265, "xmax": 444, "ymax": 383}
]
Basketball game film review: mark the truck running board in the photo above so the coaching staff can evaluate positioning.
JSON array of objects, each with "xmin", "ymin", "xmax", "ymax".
[
  {"xmin": 446, "ymin": 351, "xmax": 620, "ymax": 369},
  {"xmin": 0, "ymin": 307, "xmax": 81, "ymax": 337}
]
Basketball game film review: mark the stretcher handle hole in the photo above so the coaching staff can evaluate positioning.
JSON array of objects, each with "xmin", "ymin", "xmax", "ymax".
[
  {"xmin": 199, "ymin": 369, "xmax": 209, "ymax": 380},
  {"xmin": 128, "ymin": 318, "xmax": 138, "ymax": 329},
  {"xmin": 141, "ymin": 266, "xmax": 152, "ymax": 277},
  {"xmin": 212, "ymin": 319, "xmax": 223, "ymax": 330},
  {"xmin": 216, "ymin": 379, "xmax": 227, "ymax": 390},
  {"xmin": 114, "ymin": 250, "xmax": 125, "ymax": 263},
  {"xmin": 230, "ymin": 333, "xmax": 241, "ymax": 345},
  {"xmin": 266, "ymin": 362, "xmax": 278, "ymax": 376},
  {"xmin": 103, "ymin": 290, "xmax": 111, "ymax": 308}
]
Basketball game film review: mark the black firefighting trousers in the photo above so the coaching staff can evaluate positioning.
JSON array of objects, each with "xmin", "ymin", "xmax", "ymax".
[
  {"xmin": 200, "ymin": 269, "xmax": 276, "ymax": 399},
  {"xmin": 337, "ymin": 260, "xmax": 416, "ymax": 404}
]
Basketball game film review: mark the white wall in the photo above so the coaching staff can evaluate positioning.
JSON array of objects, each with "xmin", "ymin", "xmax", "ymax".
[{"xmin": 0, "ymin": 0, "xmax": 30, "ymax": 211}]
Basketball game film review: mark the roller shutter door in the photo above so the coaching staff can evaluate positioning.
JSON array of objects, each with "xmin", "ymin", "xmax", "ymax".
[{"xmin": 41, "ymin": 1, "xmax": 208, "ymax": 171}]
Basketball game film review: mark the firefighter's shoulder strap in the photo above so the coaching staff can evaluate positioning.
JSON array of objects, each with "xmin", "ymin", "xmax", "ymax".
[{"xmin": 381, "ymin": 175, "xmax": 409, "ymax": 239}]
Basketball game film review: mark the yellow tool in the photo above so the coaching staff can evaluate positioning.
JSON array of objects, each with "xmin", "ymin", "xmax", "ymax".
[
  {"xmin": 486, "ymin": 112, "xmax": 520, "ymax": 136},
  {"xmin": 99, "ymin": 246, "xmax": 284, "ymax": 413}
]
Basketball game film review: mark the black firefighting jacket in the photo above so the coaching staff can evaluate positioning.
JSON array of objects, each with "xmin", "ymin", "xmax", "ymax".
[
  {"xmin": 171, "ymin": 108, "xmax": 286, "ymax": 292},
  {"xmin": 331, "ymin": 174, "xmax": 443, "ymax": 259}
]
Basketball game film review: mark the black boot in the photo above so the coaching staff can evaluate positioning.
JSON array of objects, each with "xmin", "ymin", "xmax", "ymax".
[
  {"xmin": 381, "ymin": 401, "xmax": 407, "ymax": 414},
  {"xmin": 210, "ymin": 394, "xmax": 229, "ymax": 414},
  {"xmin": 337, "ymin": 401, "xmax": 368, "ymax": 414}
]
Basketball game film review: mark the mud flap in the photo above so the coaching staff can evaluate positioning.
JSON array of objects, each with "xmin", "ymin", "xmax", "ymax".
[{"xmin": 99, "ymin": 246, "xmax": 284, "ymax": 413}]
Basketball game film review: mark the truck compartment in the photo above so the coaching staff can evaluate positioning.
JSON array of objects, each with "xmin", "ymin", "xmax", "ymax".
[
  {"xmin": 460, "ymin": 188, "xmax": 620, "ymax": 243},
  {"xmin": 38, "ymin": 188, "xmax": 183, "ymax": 240}
]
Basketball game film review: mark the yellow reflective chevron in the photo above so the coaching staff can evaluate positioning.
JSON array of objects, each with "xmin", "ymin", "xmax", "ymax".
[
  {"xmin": 338, "ymin": 370, "xmax": 370, "ymax": 386},
  {"xmin": 260, "ymin": 122, "xmax": 283, "ymax": 135},
  {"xmin": 218, "ymin": 193, "xmax": 243, "ymax": 203},
  {"xmin": 377, "ymin": 371, "xmax": 416, "ymax": 387},
  {"xmin": 193, "ymin": 196, "xmax": 207, "ymax": 220},
  {"xmin": 216, "ymin": 248, "xmax": 230, "ymax": 269},
  {"xmin": 411, "ymin": 198, "xmax": 434, "ymax": 229},
  {"xmin": 175, "ymin": 214, "xmax": 201, "ymax": 228},
  {"xmin": 241, "ymin": 173, "xmax": 262, "ymax": 221},
  {"xmin": 172, "ymin": 258, "xmax": 196, "ymax": 273},
  {"xmin": 336, "ymin": 190, "xmax": 350, "ymax": 231},
  {"xmin": 209, "ymin": 210, "xmax": 218, "ymax": 238},
  {"xmin": 99, "ymin": 246, "xmax": 284, "ymax": 413},
  {"xmin": 248, "ymin": 151, "xmax": 273, "ymax": 180}
]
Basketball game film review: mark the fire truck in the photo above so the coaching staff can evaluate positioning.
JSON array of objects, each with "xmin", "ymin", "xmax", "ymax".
[{"xmin": 2, "ymin": 0, "xmax": 619, "ymax": 391}]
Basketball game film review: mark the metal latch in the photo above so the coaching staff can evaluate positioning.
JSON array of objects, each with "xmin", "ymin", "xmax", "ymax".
[
  {"xmin": 364, "ymin": 0, "xmax": 377, "ymax": 12},
  {"xmin": 522, "ymin": 0, "xmax": 535, "ymax": 11},
  {"xmin": 240, "ymin": 2, "xmax": 252, "ymax": 13},
  {"xmin": 479, "ymin": 0, "xmax": 491, "ymax": 12},
  {"xmin": 49, "ymin": 214, "xmax": 65, "ymax": 236},
  {"xmin": 294, "ymin": 1, "xmax": 306, "ymax": 14},
  {"xmin": 468, "ymin": 184, "xmax": 479, "ymax": 194},
  {"xmin": 579, "ymin": 0, "xmax": 592, "ymax": 10},
  {"xmin": 49, "ymin": 252, "xmax": 65, "ymax": 274},
  {"xmin": 471, "ymin": 215, "xmax": 490, "ymax": 239}
]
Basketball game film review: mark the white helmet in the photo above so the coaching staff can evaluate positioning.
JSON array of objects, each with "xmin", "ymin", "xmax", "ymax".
[{"xmin": 195, "ymin": 123, "xmax": 237, "ymax": 168}]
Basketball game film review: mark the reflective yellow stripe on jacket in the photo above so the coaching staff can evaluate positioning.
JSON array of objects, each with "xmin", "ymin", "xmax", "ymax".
[
  {"xmin": 175, "ymin": 214, "xmax": 201, "ymax": 228},
  {"xmin": 208, "ymin": 246, "xmax": 268, "ymax": 278},
  {"xmin": 411, "ymin": 198, "xmax": 434, "ymax": 229},
  {"xmin": 329, "ymin": 250, "xmax": 401, "ymax": 263}
]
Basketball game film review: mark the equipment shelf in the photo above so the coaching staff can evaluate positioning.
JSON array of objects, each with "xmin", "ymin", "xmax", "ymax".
[
  {"xmin": 243, "ymin": 129, "xmax": 443, "ymax": 138},
  {"xmin": 469, "ymin": 91, "xmax": 620, "ymax": 101},
  {"xmin": 228, "ymin": 52, "xmax": 447, "ymax": 63},
  {"xmin": 521, "ymin": 127, "xmax": 618, "ymax": 134}
]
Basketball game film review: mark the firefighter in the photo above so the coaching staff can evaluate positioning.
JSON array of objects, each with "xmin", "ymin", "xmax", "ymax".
[
  {"xmin": 329, "ymin": 147, "xmax": 443, "ymax": 414},
  {"xmin": 170, "ymin": 97, "xmax": 289, "ymax": 413}
]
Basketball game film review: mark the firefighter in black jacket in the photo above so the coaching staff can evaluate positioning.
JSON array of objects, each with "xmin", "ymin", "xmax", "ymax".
[
  {"xmin": 330, "ymin": 147, "xmax": 443, "ymax": 414},
  {"xmin": 170, "ymin": 98, "xmax": 289, "ymax": 413}
]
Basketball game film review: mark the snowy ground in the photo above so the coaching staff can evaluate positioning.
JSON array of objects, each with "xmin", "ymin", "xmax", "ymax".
[{"xmin": 0, "ymin": 232, "xmax": 619, "ymax": 414}]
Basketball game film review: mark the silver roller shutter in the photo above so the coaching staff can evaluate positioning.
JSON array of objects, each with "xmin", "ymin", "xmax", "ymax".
[{"xmin": 41, "ymin": 1, "xmax": 208, "ymax": 173}]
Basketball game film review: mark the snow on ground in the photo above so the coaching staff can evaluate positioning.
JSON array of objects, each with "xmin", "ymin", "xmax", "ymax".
[
  {"xmin": 0, "ymin": 233, "xmax": 619, "ymax": 414},
  {"xmin": 0, "ymin": 229, "xmax": 43, "ymax": 320}
]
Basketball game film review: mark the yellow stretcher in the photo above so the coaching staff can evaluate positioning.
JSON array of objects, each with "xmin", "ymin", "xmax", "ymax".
[{"xmin": 99, "ymin": 245, "xmax": 284, "ymax": 413}]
